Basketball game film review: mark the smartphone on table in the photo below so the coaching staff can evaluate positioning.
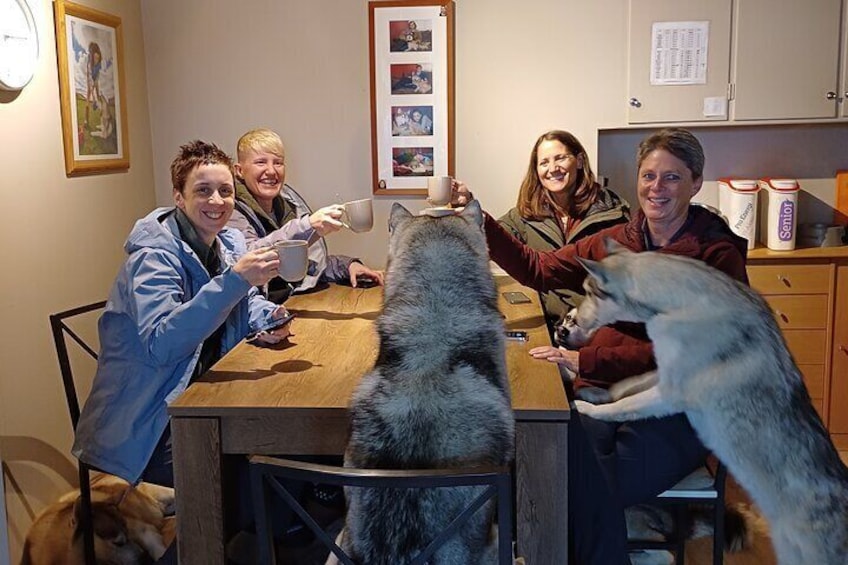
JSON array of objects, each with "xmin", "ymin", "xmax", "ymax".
[
  {"xmin": 503, "ymin": 291, "xmax": 532, "ymax": 305},
  {"xmin": 505, "ymin": 330, "xmax": 529, "ymax": 342},
  {"xmin": 245, "ymin": 312, "xmax": 296, "ymax": 342}
]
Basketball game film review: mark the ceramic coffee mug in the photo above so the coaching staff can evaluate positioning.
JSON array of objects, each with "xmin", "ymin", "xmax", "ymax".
[
  {"xmin": 342, "ymin": 198, "xmax": 374, "ymax": 233},
  {"xmin": 427, "ymin": 176, "xmax": 452, "ymax": 206},
  {"xmin": 822, "ymin": 225, "xmax": 846, "ymax": 247},
  {"xmin": 273, "ymin": 240, "xmax": 309, "ymax": 282}
]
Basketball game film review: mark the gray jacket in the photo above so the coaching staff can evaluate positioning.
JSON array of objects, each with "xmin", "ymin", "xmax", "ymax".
[
  {"xmin": 72, "ymin": 208, "xmax": 278, "ymax": 483},
  {"xmin": 498, "ymin": 187, "xmax": 629, "ymax": 321},
  {"xmin": 228, "ymin": 183, "xmax": 357, "ymax": 292}
]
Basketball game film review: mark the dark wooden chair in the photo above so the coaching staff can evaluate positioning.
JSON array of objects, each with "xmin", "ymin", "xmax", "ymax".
[
  {"xmin": 248, "ymin": 455, "xmax": 514, "ymax": 565},
  {"xmin": 627, "ymin": 462, "xmax": 728, "ymax": 565},
  {"xmin": 49, "ymin": 300, "xmax": 107, "ymax": 565}
]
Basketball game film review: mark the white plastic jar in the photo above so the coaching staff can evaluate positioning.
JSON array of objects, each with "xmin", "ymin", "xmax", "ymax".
[{"xmin": 759, "ymin": 178, "xmax": 800, "ymax": 251}]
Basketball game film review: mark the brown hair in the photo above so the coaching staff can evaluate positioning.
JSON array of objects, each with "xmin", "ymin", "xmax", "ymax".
[
  {"xmin": 170, "ymin": 140, "xmax": 234, "ymax": 193},
  {"xmin": 516, "ymin": 130, "xmax": 599, "ymax": 220},
  {"xmin": 637, "ymin": 128, "xmax": 705, "ymax": 180}
]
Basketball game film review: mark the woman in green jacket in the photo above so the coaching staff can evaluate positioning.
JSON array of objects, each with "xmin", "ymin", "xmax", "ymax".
[{"xmin": 499, "ymin": 130, "xmax": 629, "ymax": 325}]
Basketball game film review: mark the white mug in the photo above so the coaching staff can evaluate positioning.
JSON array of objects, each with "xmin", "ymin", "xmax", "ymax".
[
  {"xmin": 427, "ymin": 176, "xmax": 452, "ymax": 206},
  {"xmin": 273, "ymin": 240, "xmax": 309, "ymax": 282},
  {"xmin": 342, "ymin": 198, "xmax": 374, "ymax": 233}
]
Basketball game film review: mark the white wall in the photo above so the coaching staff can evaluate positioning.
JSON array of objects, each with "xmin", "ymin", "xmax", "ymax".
[
  {"xmin": 5, "ymin": 0, "xmax": 847, "ymax": 560},
  {"xmin": 143, "ymin": 0, "xmax": 847, "ymax": 267},
  {"xmin": 0, "ymin": 0, "xmax": 155, "ymax": 561},
  {"xmin": 141, "ymin": 0, "xmax": 629, "ymax": 269}
]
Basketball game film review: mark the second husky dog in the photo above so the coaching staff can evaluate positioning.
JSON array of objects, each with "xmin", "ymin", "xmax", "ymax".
[
  {"xmin": 570, "ymin": 243, "xmax": 848, "ymax": 564},
  {"xmin": 339, "ymin": 201, "xmax": 515, "ymax": 564}
]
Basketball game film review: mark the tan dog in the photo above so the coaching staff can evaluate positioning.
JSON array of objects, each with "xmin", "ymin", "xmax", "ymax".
[{"xmin": 20, "ymin": 473, "xmax": 175, "ymax": 565}]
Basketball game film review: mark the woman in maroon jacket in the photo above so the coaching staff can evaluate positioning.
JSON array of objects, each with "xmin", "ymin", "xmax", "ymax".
[{"xmin": 457, "ymin": 128, "xmax": 748, "ymax": 564}]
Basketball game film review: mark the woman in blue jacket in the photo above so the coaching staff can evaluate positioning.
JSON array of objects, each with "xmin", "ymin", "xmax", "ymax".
[{"xmin": 73, "ymin": 140, "xmax": 291, "ymax": 487}]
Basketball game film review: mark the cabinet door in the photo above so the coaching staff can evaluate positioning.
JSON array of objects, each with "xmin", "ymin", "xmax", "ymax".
[
  {"xmin": 829, "ymin": 264, "xmax": 848, "ymax": 434},
  {"xmin": 627, "ymin": 0, "xmax": 732, "ymax": 124},
  {"xmin": 841, "ymin": 1, "xmax": 848, "ymax": 118},
  {"xmin": 733, "ymin": 0, "xmax": 841, "ymax": 120}
]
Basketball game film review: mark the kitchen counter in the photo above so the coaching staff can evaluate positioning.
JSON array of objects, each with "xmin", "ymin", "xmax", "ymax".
[{"xmin": 748, "ymin": 244, "xmax": 848, "ymax": 261}]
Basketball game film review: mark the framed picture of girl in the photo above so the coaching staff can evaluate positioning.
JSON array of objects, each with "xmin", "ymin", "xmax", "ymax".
[{"xmin": 54, "ymin": 0, "xmax": 129, "ymax": 176}]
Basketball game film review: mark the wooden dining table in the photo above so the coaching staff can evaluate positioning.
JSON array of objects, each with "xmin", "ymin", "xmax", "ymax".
[{"xmin": 169, "ymin": 277, "xmax": 570, "ymax": 564}]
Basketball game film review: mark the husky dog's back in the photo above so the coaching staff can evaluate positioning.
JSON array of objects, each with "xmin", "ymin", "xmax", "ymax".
[
  {"xmin": 341, "ymin": 201, "xmax": 515, "ymax": 564},
  {"xmin": 573, "ymin": 246, "xmax": 848, "ymax": 564}
]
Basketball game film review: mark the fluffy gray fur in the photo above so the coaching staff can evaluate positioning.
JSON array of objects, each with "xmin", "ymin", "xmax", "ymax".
[
  {"xmin": 572, "ymin": 242, "xmax": 848, "ymax": 564},
  {"xmin": 340, "ymin": 201, "xmax": 515, "ymax": 564}
]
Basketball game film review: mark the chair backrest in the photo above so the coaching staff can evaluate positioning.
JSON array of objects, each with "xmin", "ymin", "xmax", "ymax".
[
  {"xmin": 49, "ymin": 300, "xmax": 106, "ymax": 565},
  {"xmin": 49, "ymin": 301, "xmax": 106, "ymax": 430},
  {"xmin": 628, "ymin": 461, "xmax": 728, "ymax": 565},
  {"xmin": 248, "ymin": 455, "xmax": 513, "ymax": 565}
]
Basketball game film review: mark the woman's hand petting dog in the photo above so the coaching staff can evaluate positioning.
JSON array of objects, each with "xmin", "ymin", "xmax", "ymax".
[{"xmin": 529, "ymin": 345, "xmax": 579, "ymax": 373}]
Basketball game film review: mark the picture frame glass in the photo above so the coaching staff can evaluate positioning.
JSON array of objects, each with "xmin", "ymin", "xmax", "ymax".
[
  {"xmin": 370, "ymin": 1, "xmax": 453, "ymax": 195},
  {"xmin": 65, "ymin": 15, "xmax": 124, "ymax": 161}
]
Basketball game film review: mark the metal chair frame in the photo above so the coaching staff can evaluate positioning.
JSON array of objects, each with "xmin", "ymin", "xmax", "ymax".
[
  {"xmin": 627, "ymin": 462, "xmax": 727, "ymax": 565},
  {"xmin": 49, "ymin": 300, "xmax": 107, "ymax": 565},
  {"xmin": 249, "ymin": 455, "xmax": 513, "ymax": 565}
]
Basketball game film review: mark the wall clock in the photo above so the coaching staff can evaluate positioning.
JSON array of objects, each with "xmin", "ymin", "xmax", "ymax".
[{"xmin": 0, "ymin": 0, "xmax": 39, "ymax": 91}]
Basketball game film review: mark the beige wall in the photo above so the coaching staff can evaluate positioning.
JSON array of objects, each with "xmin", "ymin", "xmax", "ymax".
[
  {"xmin": 0, "ymin": 0, "xmax": 155, "ymax": 560},
  {"xmin": 4, "ymin": 0, "xmax": 847, "ymax": 561},
  {"xmin": 141, "ymin": 0, "xmax": 845, "ymax": 268},
  {"xmin": 141, "ymin": 0, "xmax": 629, "ymax": 269}
]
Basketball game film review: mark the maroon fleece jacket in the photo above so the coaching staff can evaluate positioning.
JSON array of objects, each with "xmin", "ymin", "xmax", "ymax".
[{"xmin": 485, "ymin": 205, "xmax": 749, "ymax": 390}]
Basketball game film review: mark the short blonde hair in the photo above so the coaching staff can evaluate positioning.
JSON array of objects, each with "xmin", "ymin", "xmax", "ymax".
[{"xmin": 236, "ymin": 128, "xmax": 285, "ymax": 162}]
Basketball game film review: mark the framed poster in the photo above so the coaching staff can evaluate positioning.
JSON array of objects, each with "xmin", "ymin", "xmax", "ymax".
[
  {"xmin": 54, "ymin": 0, "xmax": 129, "ymax": 176},
  {"xmin": 369, "ymin": 0, "xmax": 454, "ymax": 195}
]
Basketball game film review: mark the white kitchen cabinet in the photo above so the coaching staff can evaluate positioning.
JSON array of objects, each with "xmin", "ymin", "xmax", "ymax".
[
  {"xmin": 626, "ymin": 0, "xmax": 844, "ymax": 124},
  {"xmin": 841, "ymin": 2, "xmax": 848, "ymax": 118},
  {"xmin": 627, "ymin": 0, "xmax": 732, "ymax": 124},
  {"xmin": 732, "ymin": 0, "xmax": 842, "ymax": 120}
]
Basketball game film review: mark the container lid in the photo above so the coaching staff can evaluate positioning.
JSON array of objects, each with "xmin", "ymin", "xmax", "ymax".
[
  {"xmin": 718, "ymin": 178, "xmax": 759, "ymax": 192},
  {"xmin": 759, "ymin": 177, "xmax": 799, "ymax": 192}
]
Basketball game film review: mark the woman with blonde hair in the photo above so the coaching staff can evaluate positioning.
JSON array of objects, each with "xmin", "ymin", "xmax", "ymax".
[{"xmin": 499, "ymin": 130, "xmax": 629, "ymax": 323}]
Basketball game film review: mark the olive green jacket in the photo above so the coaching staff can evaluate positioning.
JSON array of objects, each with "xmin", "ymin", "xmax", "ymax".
[{"xmin": 498, "ymin": 187, "xmax": 629, "ymax": 322}]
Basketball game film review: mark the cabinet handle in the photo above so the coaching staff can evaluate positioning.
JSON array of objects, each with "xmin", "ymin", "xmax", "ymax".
[
  {"xmin": 777, "ymin": 275, "xmax": 791, "ymax": 287},
  {"xmin": 840, "ymin": 345, "xmax": 848, "ymax": 355},
  {"xmin": 826, "ymin": 91, "xmax": 838, "ymax": 100},
  {"xmin": 776, "ymin": 311, "xmax": 789, "ymax": 324},
  {"xmin": 629, "ymin": 98, "xmax": 642, "ymax": 108}
]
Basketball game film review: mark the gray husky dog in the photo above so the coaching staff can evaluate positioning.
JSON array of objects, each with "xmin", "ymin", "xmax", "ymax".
[
  {"xmin": 338, "ymin": 201, "xmax": 515, "ymax": 564},
  {"xmin": 570, "ymin": 242, "xmax": 848, "ymax": 564}
]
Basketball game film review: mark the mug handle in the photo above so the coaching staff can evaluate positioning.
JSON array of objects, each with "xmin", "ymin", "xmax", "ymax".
[{"xmin": 338, "ymin": 208, "xmax": 352, "ymax": 230}]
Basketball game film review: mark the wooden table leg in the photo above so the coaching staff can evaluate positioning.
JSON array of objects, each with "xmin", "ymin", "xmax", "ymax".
[
  {"xmin": 515, "ymin": 420, "xmax": 569, "ymax": 564},
  {"xmin": 172, "ymin": 416, "xmax": 226, "ymax": 565}
]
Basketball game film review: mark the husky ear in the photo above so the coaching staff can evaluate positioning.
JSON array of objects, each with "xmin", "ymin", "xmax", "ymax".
[
  {"xmin": 389, "ymin": 203, "xmax": 413, "ymax": 233},
  {"xmin": 575, "ymin": 256, "xmax": 608, "ymax": 285},
  {"xmin": 604, "ymin": 238, "xmax": 630, "ymax": 255},
  {"xmin": 459, "ymin": 199, "xmax": 483, "ymax": 228}
]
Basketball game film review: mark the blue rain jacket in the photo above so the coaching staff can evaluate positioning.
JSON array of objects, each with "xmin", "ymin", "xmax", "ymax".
[{"xmin": 72, "ymin": 208, "xmax": 277, "ymax": 483}]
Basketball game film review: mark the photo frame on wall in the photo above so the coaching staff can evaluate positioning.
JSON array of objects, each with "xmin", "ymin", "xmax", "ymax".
[
  {"xmin": 54, "ymin": 0, "xmax": 129, "ymax": 176},
  {"xmin": 369, "ymin": 0, "xmax": 454, "ymax": 195}
]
